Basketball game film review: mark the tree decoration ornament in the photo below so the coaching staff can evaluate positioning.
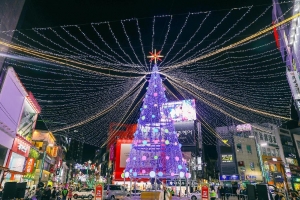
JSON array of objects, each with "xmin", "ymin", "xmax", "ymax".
[{"xmin": 125, "ymin": 55, "xmax": 187, "ymax": 179}]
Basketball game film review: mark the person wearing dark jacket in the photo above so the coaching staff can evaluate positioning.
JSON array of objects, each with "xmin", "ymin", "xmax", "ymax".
[
  {"xmin": 220, "ymin": 186, "xmax": 225, "ymax": 200},
  {"xmin": 51, "ymin": 187, "xmax": 57, "ymax": 200},
  {"xmin": 42, "ymin": 185, "xmax": 52, "ymax": 200}
]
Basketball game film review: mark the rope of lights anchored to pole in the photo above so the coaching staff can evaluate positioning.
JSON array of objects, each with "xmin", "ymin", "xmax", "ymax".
[{"xmin": 162, "ymin": 12, "xmax": 300, "ymax": 71}]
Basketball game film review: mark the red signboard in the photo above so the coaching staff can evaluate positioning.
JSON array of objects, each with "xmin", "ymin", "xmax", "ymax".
[
  {"xmin": 24, "ymin": 158, "xmax": 35, "ymax": 173},
  {"xmin": 12, "ymin": 138, "xmax": 30, "ymax": 157},
  {"xmin": 201, "ymin": 185, "xmax": 209, "ymax": 199},
  {"xmin": 109, "ymin": 145, "xmax": 115, "ymax": 161},
  {"xmin": 95, "ymin": 184, "xmax": 103, "ymax": 200}
]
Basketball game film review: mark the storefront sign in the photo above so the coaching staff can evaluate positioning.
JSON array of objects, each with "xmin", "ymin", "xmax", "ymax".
[
  {"xmin": 109, "ymin": 145, "xmax": 115, "ymax": 161},
  {"xmin": 246, "ymin": 175, "xmax": 256, "ymax": 181},
  {"xmin": 201, "ymin": 185, "xmax": 209, "ymax": 199},
  {"xmin": 25, "ymin": 158, "xmax": 35, "ymax": 173},
  {"xmin": 95, "ymin": 184, "xmax": 103, "ymax": 200},
  {"xmin": 166, "ymin": 179, "xmax": 186, "ymax": 186},
  {"xmin": 219, "ymin": 174, "xmax": 240, "ymax": 181},
  {"xmin": 52, "ymin": 146, "xmax": 58, "ymax": 157},
  {"xmin": 12, "ymin": 138, "xmax": 30, "ymax": 157},
  {"xmin": 221, "ymin": 155, "xmax": 233, "ymax": 163}
]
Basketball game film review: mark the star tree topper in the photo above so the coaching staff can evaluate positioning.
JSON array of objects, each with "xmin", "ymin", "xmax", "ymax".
[{"xmin": 147, "ymin": 49, "xmax": 163, "ymax": 64}]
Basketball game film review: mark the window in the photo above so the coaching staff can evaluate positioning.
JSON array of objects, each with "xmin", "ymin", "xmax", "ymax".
[
  {"xmin": 259, "ymin": 132, "xmax": 263, "ymax": 140},
  {"xmin": 276, "ymin": 149, "xmax": 280, "ymax": 157},
  {"xmin": 267, "ymin": 148, "xmax": 271, "ymax": 156},
  {"xmin": 268, "ymin": 135, "xmax": 272, "ymax": 143},
  {"xmin": 262, "ymin": 147, "xmax": 267, "ymax": 155},
  {"xmin": 271, "ymin": 149, "xmax": 276, "ymax": 157},
  {"xmin": 254, "ymin": 132, "xmax": 258, "ymax": 138},
  {"xmin": 250, "ymin": 162, "xmax": 255, "ymax": 170},
  {"xmin": 264, "ymin": 134, "xmax": 268, "ymax": 141},
  {"xmin": 273, "ymin": 136, "xmax": 277, "ymax": 144},
  {"xmin": 237, "ymin": 144, "xmax": 242, "ymax": 152},
  {"xmin": 246, "ymin": 145, "xmax": 252, "ymax": 154}
]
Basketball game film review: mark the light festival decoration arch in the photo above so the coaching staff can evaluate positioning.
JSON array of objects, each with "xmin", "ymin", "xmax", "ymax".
[{"xmin": 0, "ymin": 2, "xmax": 295, "ymax": 146}]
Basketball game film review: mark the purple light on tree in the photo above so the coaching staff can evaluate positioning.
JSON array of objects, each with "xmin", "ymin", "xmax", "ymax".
[{"xmin": 125, "ymin": 50, "xmax": 187, "ymax": 179}]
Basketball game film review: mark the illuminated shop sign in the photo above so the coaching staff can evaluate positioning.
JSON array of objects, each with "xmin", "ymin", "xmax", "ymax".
[
  {"xmin": 12, "ymin": 138, "xmax": 30, "ymax": 157},
  {"xmin": 219, "ymin": 174, "xmax": 240, "ymax": 181},
  {"xmin": 236, "ymin": 124, "xmax": 252, "ymax": 132},
  {"xmin": 25, "ymin": 158, "xmax": 35, "ymax": 173},
  {"xmin": 221, "ymin": 155, "xmax": 233, "ymax": 163}
]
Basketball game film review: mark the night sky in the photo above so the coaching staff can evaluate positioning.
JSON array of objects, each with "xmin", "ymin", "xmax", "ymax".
[{"xmin": 9, "ymin": 0, "xmax": 296, "ymax": 161}]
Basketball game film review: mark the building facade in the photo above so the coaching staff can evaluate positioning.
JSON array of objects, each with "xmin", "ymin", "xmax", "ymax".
[{"xmin": 216, "ymin": 123, "xmax": 295, "ymax": 189}]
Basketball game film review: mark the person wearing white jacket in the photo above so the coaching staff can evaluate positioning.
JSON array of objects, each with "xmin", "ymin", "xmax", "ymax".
[{"xmin": 159, "ymin": 185, "xmax": 171, "ymax": 200}]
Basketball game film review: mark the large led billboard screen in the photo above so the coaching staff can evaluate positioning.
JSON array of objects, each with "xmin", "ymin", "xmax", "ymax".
[{"xmin": 161, "ymin": 99, "xmax": 196, "ymax": 122}]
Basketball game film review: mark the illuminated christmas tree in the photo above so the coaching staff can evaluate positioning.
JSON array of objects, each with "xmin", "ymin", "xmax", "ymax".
[{"xmin": 125, "ymin": 50, "xmax": 188, "ymax": 180}]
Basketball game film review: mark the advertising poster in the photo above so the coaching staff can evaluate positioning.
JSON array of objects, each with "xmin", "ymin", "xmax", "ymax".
[
  {"xmin": 17, "ymin": 100, "xmax": 38, "ymax": 139},
  {"xmin": 120, "ymin": 144, "xmax": 132, "ymax": 168},
  {"xmin": 161, "ymin": 99, "xmax": 196, "ymax": 122},
  {"xmin": 174, "ymin": 121, "xmax": 195, "ymax": 146}
]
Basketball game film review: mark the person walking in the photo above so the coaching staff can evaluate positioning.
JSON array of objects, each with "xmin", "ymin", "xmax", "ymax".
[
  {"xmin": 61, "ymin": 188, "xmax": 68, "ymax": 200},
  {"xmin": 67, "ymin": 188, "xmax": 72, "ymax": 200}
]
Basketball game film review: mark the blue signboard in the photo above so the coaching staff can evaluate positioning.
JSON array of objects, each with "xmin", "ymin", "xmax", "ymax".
[{"xmin": 219, "ymin": 174, "xmax": 240, "ymax": 181}]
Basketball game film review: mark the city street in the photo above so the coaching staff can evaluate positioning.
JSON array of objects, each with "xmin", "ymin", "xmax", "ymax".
[{"xmin": 0, "ymin": 0, "xmax": 299, "ymax": 199}]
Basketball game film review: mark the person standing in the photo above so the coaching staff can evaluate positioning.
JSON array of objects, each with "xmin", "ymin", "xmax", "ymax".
[
  {"xmin": 51, "ymin": 187, "xmax": 57, "ymax": 200},
  {"xmin": 210, "ymin": 189, "xmax": 217, "ymax": 200},
  {"xmin": 159, "ymin": 185, "xmax": 170, "ymax": 200},
  {"xmin": 220, "ymin": 186, "xmax": 225, "ymax": 200},
  {"xmin": 42, "ymin": 185, "xmax": 52, "ymax": 200},
  {"xmin": 36, "ymin": 188, "xmax": 43, "ymax": 200},
  {"xmin": 61, "ymin": 188, "xmax": 68, "ymax": 200},
  {"xmin": 236, "ymin": 188, "xmax": 241, "ymax": 200},
  {"xmin": 67, "ymin": 188, "xmax": 72, "ymax": 200},
  {"xmin": 217, "ymin": 186, "xmax": 221, "ymax": 200}
]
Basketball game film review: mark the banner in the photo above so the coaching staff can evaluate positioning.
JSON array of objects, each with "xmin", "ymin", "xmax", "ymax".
[
  {"xmin": 95, "ymin": 184, "xmax": 103, "ymax": 200},
  {"xmin": 24, "ymin": 158, "xmax": 35, "ymax": 173},
  {"xmin": 286, "ymin": 69, "xmax": 300, "ymax": 100},
  {"xmin": 201, "ymin": 185, "xmax": 209, "ymax": 199}
]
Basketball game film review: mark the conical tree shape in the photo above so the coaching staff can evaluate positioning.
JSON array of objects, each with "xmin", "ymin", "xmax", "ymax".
[{"xmin": 125, "ymin": 65, "xmax": 187, "ymax": 179}]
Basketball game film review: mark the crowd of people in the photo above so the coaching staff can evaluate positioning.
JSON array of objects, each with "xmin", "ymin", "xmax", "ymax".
[
  {"xmin": 208, "ymin": 185, "xmax": 300, "ymax": 200},
  {"xmin": 24, "ymin": 185, "xmax": 73, "ymax": 200}
]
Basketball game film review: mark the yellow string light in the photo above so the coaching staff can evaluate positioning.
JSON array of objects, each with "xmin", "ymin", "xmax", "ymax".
[{"xmin": 162, "ymin": 12, "xmax": 300, "ymax": 71}]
